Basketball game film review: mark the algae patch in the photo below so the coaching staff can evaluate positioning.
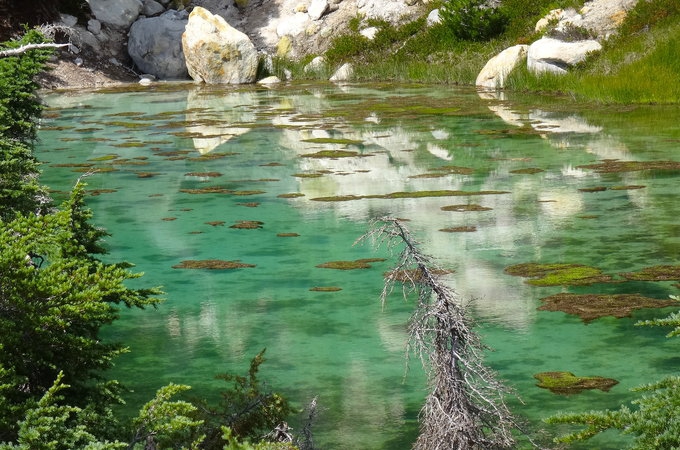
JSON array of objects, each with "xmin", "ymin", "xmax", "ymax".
[
  {"xmin": 621, "ymin": 265, "xmax": 680, "ymax": 281},
  {"xmin": 317, "ymin": 258, "xmax": 386, "ymax": 270},
  {"xmin": 534, "ymin": 371, "xmax": 619, "ymax": 395},
  {"xmin": 172, "ymin": 260, "xmax": 256, "ymax": 269},
  {"xmin": 505, "ymin": 263, "xmax": 612, "ymax": 286},
  {"xmin": 538, "ymin": 293, "xmax": 678, "ymax": 322}
]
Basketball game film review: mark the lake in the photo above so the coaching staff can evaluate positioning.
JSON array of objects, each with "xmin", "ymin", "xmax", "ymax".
[{"xmin": 36, "ymin": 82, "xmax": 680, "ymax": 449}]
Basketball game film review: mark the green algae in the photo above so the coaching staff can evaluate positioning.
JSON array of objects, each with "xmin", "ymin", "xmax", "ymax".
[
  {"xmin": 384, "ymin": 267, "xmax": 454, "ymax": 282},
  {"xmin": 185, "ymin": 172, "xmax": 222, "ymax": 177},
  {"xmin": 172, "ymin": 259, "xmax": 256, "ymax": 270},
  {"xmin": 88, "ymin": 154, "xmax": 119, "ymax": 162},
  {"xmin": 578, "ymin": 186, "xmax": 608, "ymax": 192},
  {"xmin": 310, "ymin": 286, "xmax": 343, "ymax": 292},
  {"xmin": 534, "ymin": 371, "xmax": 619, "ymax": 395},
  {"xmin": 505, "ymin": 263, "xmax": 612, "ymax": 286},
  {"xmin": 112, "ymin": 142, "xmax": 146, "ymax": 148},
  {"xmin": 510, "ymin": 168, "xmax": 545, "ymax": 174},
  {"xmin": 230, "ymin": 220, "xmax": 264, "ymax": 229},
  {"xmin": 135, "ymin": 172, "xmax": 162, "ymax": 178},
  {"xmin": 411, "ymin": 165, "xmax": 475, "ymax": 178},
  {"xmin": 206, "ymin": 221, "xmax": 225, "ymax": 227},
  {"xmin": 440, "ymin": 226, "xmax": 477, "ymax": 232},
  {"xmin": 537, "ymin": 293, "xmax": 678, "ymax": 322},
  {"xmin": 577, "ymin": 160, "xmax": 680, "ymax": 173},
  {"xmin": 301, "ymin": 150, "xmax": 359, "ymax": 158},
  {"xmin": 317, "ymin": 258, "xmax": 386, "ymax": 270},
  {"xmin": 441, "ymin": 204, "xmax": 492, "ymax": 212},
  {"xmin": 293, "ymin": 173, "xmax": 324, "ymax": 178},
  {"xmin": 311, "ymin": 190, "xmax": 509, "ymax": 202},
  {"xmin": 277, "ymin": 233, "xmax": 300, "ymax": 237},
  {"xmin": 621, "ymin": 265, "xmax": 680, "ymax": 281},
  {"xmin": 301, "ymin": 137, "xmax": 364, "ymax": 146},
  {"xmin": 238, "ymin": 202, "xmax": 260, "ymax": 208},
  {"xmin": 278, "ymin": 193, "xmax": 305, "ymax": 198}
]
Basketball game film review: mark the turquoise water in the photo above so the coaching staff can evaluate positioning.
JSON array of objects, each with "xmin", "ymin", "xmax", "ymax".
[{"xmin": 36, "ymin": 83, "xmax": 680, "ymax": 449}]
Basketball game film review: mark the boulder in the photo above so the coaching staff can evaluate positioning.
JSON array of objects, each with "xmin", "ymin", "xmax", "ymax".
[
  {"xmin": 308, "ymin": 0, "xmax": 329, "ymax": 20},
  {"xmin": 527, "ymin": 37, "xmax": 602, "ymax": 74},
  {"xmin": 142, "ymin": 0, "xmax": 166, "ymax": 16},
  {"xmin": 476, "ymin": 44, "xmax": 528, "ymax": 89},
  {"xmin": 128, "ymin": 10, "xmax": 189, "ymax": 79},
  {"xmin": 304, "ymin": 55, "xmax": 326, "ymax": 73},
  {"xmin": 181, "ymin": 7, "xmax": 259, "ymax": 84},
  {"xmin": 330, "ymin": 63, "xmax": 353, "ymax": 82},
  {"xmin": 86, "ymin": 0, "xmax": 143, "ymax": 27}
]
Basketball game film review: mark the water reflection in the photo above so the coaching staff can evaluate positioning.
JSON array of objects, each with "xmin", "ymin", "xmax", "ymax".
[{"xmin": 37, "ymin": 83, "xmax": 680, "ymax": 450}]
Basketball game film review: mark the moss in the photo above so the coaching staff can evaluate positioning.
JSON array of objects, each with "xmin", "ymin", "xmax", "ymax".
[
  {"xmin": 230, "ymin": 220, "xmax": 264, "ymax": 229},
  {"xmin": 534, "ymin": 372, "xmax": 619, "ymax": 395},
  {"xmin": 293, "ymin": 173, "xmax": 324, "ymax": 178},
  {"xmin": 311, "ymin": 190, "xmax": 509, "ymax": 202},
  {"xmin": 440, "ymin": 226, "xmax": 477, "ymax": 232},
  {"xmin": 277, "ymin": 193, "xmax": 305, "ymax": 198},
  {"xmin": 621, "ymin": 265, "xmax": 680, "ymax": 281},
  {"xmin": 611, "ymin": 185, "xmax": 646, "ymax": 190},
  {"xmin": 88, "ymin": 154, "xmax": 119, "ymax": 162},
  {"xmin": 316, "ymin": 259, "xmax": 383, "ymax": 270},
  {"xmin": 180, "ymin": 187, "xmax": 232, "ymax": 194},
  {"xmin": 301, "ymin": 137, "xmax": 364, "ymax": 145},
  {"xmin": 310, "ymin": 286, "xmax": 343, "ymax": 292},
  {"xmin": 88, "ymin": 189, "xmax": 117, "ymax": 196},
  {"xmin": 538, "ymin": 293, "xmax": 678, "ymax": 322},
  {"xmin": 504, "ymin": 263, "xmax": 612, "ymax": 286},
  {"xmin": 185, "ymin": 172, "xmax": 222, "ymax": 177},
  {"xmin": 577, "ymin": 160, "xmax": 680, "ymax": 173},
  {"xmin": 578, "ymin": 186, "xmax": 608, "ymax": 192},
  {"xmin": 300, "ymin": 150, "xmax": 359, "ymax": 158},
  {"xmin": 441, "ymin": 204, "xmax": 492, "ymax": 212},
  {"xmin": 172, "ymin": 259, "xmax": 256, "ymax": 269},
  {"xmin": 232, "ymin": 190, "xmax": 266, "ymax": 196},
  {"xmin": 510, "ymin": 168, "xmax": 545, "ymax": 174}
]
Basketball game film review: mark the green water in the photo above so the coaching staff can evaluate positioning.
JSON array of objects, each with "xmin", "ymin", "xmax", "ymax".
[{"xmin": 36, "ymin": 83, "xmax": 680, "ymax": 449}]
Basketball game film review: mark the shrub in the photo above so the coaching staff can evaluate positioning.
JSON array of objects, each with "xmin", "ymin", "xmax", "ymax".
[{"xmin": 439, "ymin": 0, "xmax": 507, "ymax": 41}]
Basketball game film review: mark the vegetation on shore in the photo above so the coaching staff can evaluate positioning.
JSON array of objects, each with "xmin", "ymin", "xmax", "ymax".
[{"xmin": 281, "ymin": 0, "xmax": 680, "ymax": 104}]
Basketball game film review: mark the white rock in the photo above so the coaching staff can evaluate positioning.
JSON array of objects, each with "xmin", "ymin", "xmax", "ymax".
[
  {"xmin": 129, "ymin": 10, "xmax": 189, "ymax": 79},
  {"xmin": 181, "ymin": 7, "xmax": 259, "ymax": 84},
  {"xmin": 360, "ymin": 27, "xmax": 379, "ymax": 40},
  {"xmin": 258, "ymin": 75, "xmax": 282, "ymax": 84},
  {"xmin": 329, "ymin": 62, "xmax": 353, "ymax": 82},
  {"xmin": 527, "ymin": 37, "xmax": 601, "ymax": 74},
  {"xmin": 535, "ymin": 8, "xmax": 562, "ymax": 32},
  {"xmin": 476, "ymin": 44, "xmax": 528, "ymax": 89},
  {"xmin": 304, "ymin": 55, "xmax": 326, "ymax": 73},
  {"xmin": 86, "ymin": 0, "xmax": 143, "ymax": 27},
  {"xmin": 308, "ymin": 0, "xmax": 329, "ymax": 20},
  {"xmin": 276, "ymin": 12, "xmax": 310, "ymax": 37},
  {"xmin": 426, "ymin": 9, "xmax": 441, "ymax": 26}
]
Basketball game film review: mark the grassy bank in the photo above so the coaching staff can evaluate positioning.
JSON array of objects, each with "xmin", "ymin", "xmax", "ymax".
[{"xmin": 281, "ymin": 0, "xmax": 680, "ymax": 104}]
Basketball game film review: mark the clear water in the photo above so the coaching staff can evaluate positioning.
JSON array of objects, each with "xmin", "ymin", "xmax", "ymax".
[{"xmin": 36, "ymin": 83, "xmax": 680, "ymax": 449}]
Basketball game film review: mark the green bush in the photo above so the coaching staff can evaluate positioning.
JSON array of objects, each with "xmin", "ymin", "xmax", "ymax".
[{"xmin": 439, "ymin": 0, "xmax": 507, "ymax": 41}]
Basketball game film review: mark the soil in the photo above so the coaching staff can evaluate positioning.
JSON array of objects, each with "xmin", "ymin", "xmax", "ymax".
[{"xmin": 37, "ymin": 48, "xmax": 138, "ymax": 91}]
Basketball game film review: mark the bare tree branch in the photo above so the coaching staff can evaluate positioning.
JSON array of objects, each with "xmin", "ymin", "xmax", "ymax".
[
  {"xmin": 358, "ymin": 217, "xmax": 522, "ymax": 449},
  {"xmin": 0, "ymin": 42, "xmax": 69, "ymax": 58}
]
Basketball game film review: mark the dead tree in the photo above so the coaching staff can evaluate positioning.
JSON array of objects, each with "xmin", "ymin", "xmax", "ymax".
[{"xmin": 358, "ymin": 217, "xmax": 517, "ymax": 450}]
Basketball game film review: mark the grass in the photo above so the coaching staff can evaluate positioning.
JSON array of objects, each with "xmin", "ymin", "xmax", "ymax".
[{"xmin": 275, "ymin": 0, "xmax": 680, "ymax": 104}]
